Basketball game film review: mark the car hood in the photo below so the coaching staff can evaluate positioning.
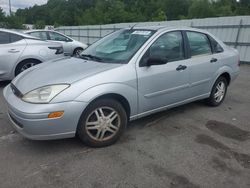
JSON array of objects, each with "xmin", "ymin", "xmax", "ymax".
[{"xmin": 12, "ymin": 57, "xmax": 121, "ymax": 94}]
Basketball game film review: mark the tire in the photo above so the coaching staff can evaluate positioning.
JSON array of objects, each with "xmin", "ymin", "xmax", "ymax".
[
  {"xmin": 73, "ymin": 48, "xmax": 83, "ymax": 57},
  {"xmin": 77, "ymin": 98, "xmax": 127, "ymax": 147},
  {"xmin": 15, "ymin": 59, "xmax": 40, "ymax": 76},
  {"xmin": 206, "ymin": 76, "xmax": 228, "ymax": 106}
]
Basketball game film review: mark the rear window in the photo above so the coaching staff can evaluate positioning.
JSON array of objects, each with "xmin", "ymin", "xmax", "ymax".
[
  {"xmin": 209, "ymin": 36, "xmax": 224, "ymax": 53},
  {"xmin": 0, "ymin": 31, "xmax": 10, "ymax": 44},
  {"xmin": 187, "ymin": 31, "xmax": 212, "ymax": 57},
  {"xmin": 10, "ymin": 34, "xmax": 23, "ymax": 43}
]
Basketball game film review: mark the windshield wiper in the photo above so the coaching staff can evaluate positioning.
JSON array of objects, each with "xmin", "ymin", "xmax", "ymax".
[{"xmin": 80, "ymin": 54, "xmax": 103, "ymax": 62}]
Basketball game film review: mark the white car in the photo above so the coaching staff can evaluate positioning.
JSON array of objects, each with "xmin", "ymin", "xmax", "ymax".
[
  {"xmin": 25, "ymin": 30, "xmax": 88, "ymax": 56},
  {"xmin": 0, "ymin": 29, "xmax": 64, "ymax": 81}
]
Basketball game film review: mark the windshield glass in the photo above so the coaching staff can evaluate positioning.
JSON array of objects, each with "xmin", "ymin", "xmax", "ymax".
[{"xmin": 81, "ymin": 29, "xmax": 156, "ymax": 64}]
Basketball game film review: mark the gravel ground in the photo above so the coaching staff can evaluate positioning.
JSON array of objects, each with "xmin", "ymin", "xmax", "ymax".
[{"xmin": 0, "ymin": 65, "xmax": 250, "ymax": 188}]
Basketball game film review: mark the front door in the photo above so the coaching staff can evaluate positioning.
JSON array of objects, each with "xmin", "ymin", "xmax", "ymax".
[{"xmin": 136, "ymin": 31, "xmax": 190, "ymax": 114}]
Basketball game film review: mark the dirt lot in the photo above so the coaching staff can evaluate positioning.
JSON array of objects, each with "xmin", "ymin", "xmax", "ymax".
[{"xmin": 0, "ymin": 65, "xmax": 250, "ymax": 188}]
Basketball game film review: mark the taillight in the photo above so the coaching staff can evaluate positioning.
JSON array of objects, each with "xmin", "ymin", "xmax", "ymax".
[{"xmin": 48, "ymin": 46, "xmax": 64, "ymax": 54}]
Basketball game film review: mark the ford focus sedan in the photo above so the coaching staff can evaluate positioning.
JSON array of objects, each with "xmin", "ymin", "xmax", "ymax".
[{"xmin": 3, "ymin": 26, "xmax": 240, "ymax": 147}]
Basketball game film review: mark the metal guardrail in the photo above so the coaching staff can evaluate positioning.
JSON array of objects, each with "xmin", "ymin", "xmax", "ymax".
[
  {"xmin": 56, "ymin": 20, "xmax": 250, "ymax": 48},
  {"xmin": 56, "ymin": 17, "xmax": 250, "ymax": 63}
]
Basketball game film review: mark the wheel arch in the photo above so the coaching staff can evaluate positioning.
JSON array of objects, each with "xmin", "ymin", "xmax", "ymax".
[
  {"xmin": 82, "ymin": 93, "xmax": 131, "ymax": 119},
  {"xmin": 14, "ymin": 58, "xmax": 42, "ymax": 76},
  {"xmin": 209, "ymin": 65, "xmax": 233, "ymax": 90},
  {"xmin": 70, "ymin": 83, "xmax": 138, "ymax": 119},
  {"xmin": 73, "ymin": 47, "xmax": 84, "ymax": 55},
  {"xmin": 219, "ymin": 72, "xmax": 231, "ymax": 85}
]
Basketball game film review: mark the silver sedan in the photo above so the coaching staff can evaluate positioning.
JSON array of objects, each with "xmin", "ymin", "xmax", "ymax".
[
  {"xmin": 25, "ymin": 30, "xmax": 88, "ymax": 56},
  {"xmin": 0, "ymin": 29, "xmax": 64, "ymax": 81},
  {"xmin": 3, "ymin": 26, "xmax": 240, "ymax": 147}
]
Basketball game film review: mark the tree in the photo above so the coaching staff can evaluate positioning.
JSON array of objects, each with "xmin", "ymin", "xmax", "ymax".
[
  {"xmin": 1, "ymin": 0, "xmax": 249, "ymax": 27},
  {"xmin": 165, "ymin": 0, "xmax": 190, "ymax": 20},
  {"xmin": 188, "ymin": 0, "xmax": 216, "ymax": 18},
  {"xmin": 234, "ymin": 0, "xmax": 250, "ymax": 15},
  {"xmin": 152, "ymin": 10, "xmax": 167, "ymax": 21},
  {"xmin": 5, "ymin": 15, "xmax": 25, "ymax": 29},
  {"xmin": 34, "ymin": 20, "xmax": 46, "ymax": 29},
  {"xmin": 0, "ymin": 7, "xmax": 5, "ymax": 21}
]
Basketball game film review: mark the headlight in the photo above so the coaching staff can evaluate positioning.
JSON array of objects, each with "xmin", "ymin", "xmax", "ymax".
[{"xmin": 22, "ymin": 84, "xmax": 70, "ymax": 103}]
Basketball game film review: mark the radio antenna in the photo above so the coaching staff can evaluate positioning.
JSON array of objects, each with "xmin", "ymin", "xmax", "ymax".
[{"xmin": 130, "ymin": 23, "xmax": 137, "ymax": 30}]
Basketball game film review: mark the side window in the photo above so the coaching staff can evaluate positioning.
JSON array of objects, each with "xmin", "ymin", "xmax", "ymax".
[
  {"xmin": 145, "ymin": 31, "xmax": 184, "ymax": 63},
  {"xmin": 187, "ymin": 31, "xmax": 212, "ymax": 57},
  {"xmin": 48, "ymin": 32, "xmax": 68, "ymax": 42},
  {"xmin": 0, "ymin": 31, "xmax": 10, "ymax": 44},
  {"xmin": 30, "ymin": 32, "xmax": 47, "ymax": 40},
  {"xmin": 209, "ymin": 36, "xmax": 224, "ymax": 53},
  {"xmin": 10, "ymin": 34, "xmax": 23, "ymax": 43}
]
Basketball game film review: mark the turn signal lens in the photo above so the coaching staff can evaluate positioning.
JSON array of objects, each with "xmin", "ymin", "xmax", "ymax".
[{"xmin": 48, "ymin": 111, "xmax": 64, "ymax": 119}]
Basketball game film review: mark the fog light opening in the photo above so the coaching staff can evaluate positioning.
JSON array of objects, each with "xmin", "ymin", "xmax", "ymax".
[{"xmin": 48, "ymin": 111, "xmax": 64, "ymax": 119}]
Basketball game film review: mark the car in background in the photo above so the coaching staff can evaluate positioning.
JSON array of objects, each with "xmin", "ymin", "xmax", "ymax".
[
  {"xmin": 25, "ymin": 30, "xmax": 88, "ymax": 56},
  {"xmin": 0, "ymin": 29, "xmax": 64, "ymax": 81},
  {"xmin": 3, "ymin": 27, "xmax": 240, "ymax": 147}
]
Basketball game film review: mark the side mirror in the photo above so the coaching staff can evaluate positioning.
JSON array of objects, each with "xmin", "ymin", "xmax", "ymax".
[
  {"xmin": 215, "ymin": 47, "xmax": 223, "ymax": 53},
  {"xmin": 140, "ymin": 57, "xmax": 168, "ymax": 67}
]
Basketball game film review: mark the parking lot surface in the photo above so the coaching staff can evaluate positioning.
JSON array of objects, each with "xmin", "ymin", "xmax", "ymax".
[{"xmin": 0, "ymin": 65, "xmax": 250, "ymax": 188}]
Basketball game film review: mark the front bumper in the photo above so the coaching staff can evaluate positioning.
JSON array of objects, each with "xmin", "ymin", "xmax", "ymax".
[{"xmin": 3, "ymin": 84, "xmax": 88, "ymax": 140}]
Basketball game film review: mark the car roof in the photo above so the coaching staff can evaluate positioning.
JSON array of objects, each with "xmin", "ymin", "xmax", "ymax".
[
  {"xmin": 25, "ymin": 29, "xmax": 75, "ymax": 41},
  {"xmin": 128, "ymin": 26, "xmax": 209, "ymax": 34},
  {"xmin": 25, "ymin": 30, "xmax": 64, "ymax": 35},
  {"xmin": 0, "ymin": 28, "xmax": 40, "ymax": 39},
  {"xmin": 25, "ymin": 29, "xmax": 51, "ymax": 33}
]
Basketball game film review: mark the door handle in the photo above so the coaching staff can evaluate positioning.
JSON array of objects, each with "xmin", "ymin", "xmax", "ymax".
[
  {"xmin": 210, "ymin": 58, "xmax": 218, "ymax": 63},
  {"xmin": 8, "ymin": 49, "xmax": 20, "ymax": 53},
  {"xmin": 176, "ymin": 65, "xmax": 187, "ymax": 71}
]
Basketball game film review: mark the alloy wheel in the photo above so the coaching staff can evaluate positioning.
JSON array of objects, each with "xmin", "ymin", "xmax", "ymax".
[
  {"xmin": 20, "ymin": 62, "xmax": 36, "ymax": 72},
  {"xmin": 85, "ymin": 107, "xmax": 121, "ymax": 141},
  {"xmin": 214, "ymin": 81, "xmax": 226, "ymax": 103}
]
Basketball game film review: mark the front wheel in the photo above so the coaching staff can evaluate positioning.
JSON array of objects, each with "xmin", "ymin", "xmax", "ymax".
[
  {"xmin": 206, "ymin": 76, "xmax": 228, "ymax": 106},
  {"xmin": 77, "ymin": 98, "xmax": 127, "ymax": 147},
  {"xmin": 73, "ymin": 48, "xmax": 83, "ymax": 57}
]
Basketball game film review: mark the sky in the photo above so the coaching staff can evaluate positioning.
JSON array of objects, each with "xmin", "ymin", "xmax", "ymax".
[{"xmin": 0, "ymin": 0, "xmax": 47, "ymax": 14}]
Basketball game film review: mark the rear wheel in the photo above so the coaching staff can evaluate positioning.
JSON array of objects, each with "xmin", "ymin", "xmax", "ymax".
[
  {"xmin": 206, "ymin": 76, "xmax": 228, "ymax": 106},
  {"xmin": 77, "ymin": 98, "xmax": 127, "ymax": 147},
  {"xmin": 15, "ymin": 59, "xmax": 40, "ymax": 76}
]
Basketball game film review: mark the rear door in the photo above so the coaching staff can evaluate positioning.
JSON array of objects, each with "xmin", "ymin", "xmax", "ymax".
[
  {"xmin": 185, "ymin": 31, "xmax": 220, "ymax": 97},
  {"xmin": 0, "ymin": 32, "xmax": 26, "ymax": 78},
  {"xmin": 136, "ymin": 31, "xmax": 190, "ymax": 113}
]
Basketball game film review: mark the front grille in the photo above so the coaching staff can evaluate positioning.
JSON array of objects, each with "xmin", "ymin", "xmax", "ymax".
[
  {"xmin": 9, "ymin": 113, "xmax": 24, "ymax": 128},
  {"xmin": 10, "ymin": 83, "xmax": 23, "ymax": 98}
]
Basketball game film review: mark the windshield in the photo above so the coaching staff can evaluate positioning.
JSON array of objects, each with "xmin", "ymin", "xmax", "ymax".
[{"xmin": 81, "ymin": 29, "xmax": 156, "ymax": 64}]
